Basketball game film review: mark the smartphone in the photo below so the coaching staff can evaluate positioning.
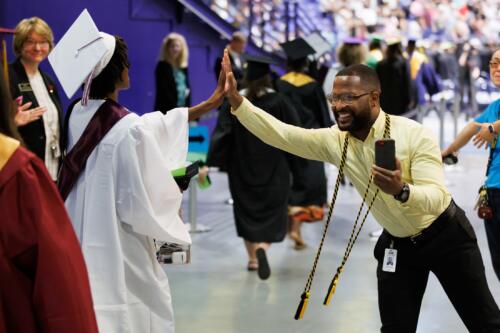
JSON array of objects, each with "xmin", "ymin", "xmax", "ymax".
[{"xmin": 375, "ymin": 139, "xmax": 396, "ymax": 170}]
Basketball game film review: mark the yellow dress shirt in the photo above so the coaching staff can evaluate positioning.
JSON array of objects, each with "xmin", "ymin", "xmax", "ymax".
[{"xmin": 232, "ymin": 98, "xmax": 452, "ymax": 237}]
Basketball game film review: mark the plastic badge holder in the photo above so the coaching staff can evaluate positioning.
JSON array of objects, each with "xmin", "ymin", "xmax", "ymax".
[{"xmin": 172, "ymin": 161, "xmax": 200, "ymax": 191}]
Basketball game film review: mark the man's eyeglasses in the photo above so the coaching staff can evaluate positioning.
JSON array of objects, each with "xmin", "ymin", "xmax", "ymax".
[
  {"xmin": 489, "ymin": 61, "xmax": 500, "ymax": 69},
  {"xmin": 327, "ymin": 92, "xmax": 371, "ymax": 105},
  {"xmin": 24, "ymin": 40, "xmax": 50, "ymax": 48}
]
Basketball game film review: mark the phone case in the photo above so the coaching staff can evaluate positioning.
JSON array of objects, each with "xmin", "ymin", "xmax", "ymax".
[{"xmin": 375, "ymin": 139, "xmax": 396, "ymax": 170}]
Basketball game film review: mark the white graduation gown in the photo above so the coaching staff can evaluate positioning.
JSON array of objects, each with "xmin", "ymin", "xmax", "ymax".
[{"xmin": 65, "ymin": 99, "xmax": 191, "ymax": 333}]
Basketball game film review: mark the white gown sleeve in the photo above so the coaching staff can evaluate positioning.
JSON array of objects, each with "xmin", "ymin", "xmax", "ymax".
[{"xmin": 115, "ymin": 108, "xmax": 191, "ymax": 245}]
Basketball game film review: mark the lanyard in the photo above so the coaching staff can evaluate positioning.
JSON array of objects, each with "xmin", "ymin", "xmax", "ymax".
[{"xmin": 295, "ymin": 113, "xmax": 391, "ymax": 320}]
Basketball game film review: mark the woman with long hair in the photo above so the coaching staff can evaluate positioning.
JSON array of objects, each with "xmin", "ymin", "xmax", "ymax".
[{"xmin": 154, "ymin": 32, "xmax": 191, "ymax": 113}]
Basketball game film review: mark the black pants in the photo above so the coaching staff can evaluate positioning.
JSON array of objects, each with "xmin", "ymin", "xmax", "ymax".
[
  {"xmin": 374, "ymin": 201, "xmax": 500, "ymax": 333},
  {"xmin": 486, "ymin": 188, "xmax": 500, "ymax": 281}
]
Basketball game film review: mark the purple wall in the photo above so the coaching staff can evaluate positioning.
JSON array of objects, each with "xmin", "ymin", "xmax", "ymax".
[{"xmin": 0, "ymin": 0, "xmax": 227, "ymax": 115}]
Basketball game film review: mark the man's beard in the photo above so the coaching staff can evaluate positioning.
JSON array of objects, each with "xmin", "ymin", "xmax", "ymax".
[{"xmin": 333, "ymin": 106, "xmax": 372, "ymax": 132}]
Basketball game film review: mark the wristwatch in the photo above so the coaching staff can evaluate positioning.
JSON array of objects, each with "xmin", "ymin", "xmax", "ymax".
[
  {"xmin": 488, "ymin": 124, "xmax": 498, "ymax": 135},
  {"xmin": 394, "ymin": 183, "xmax": 410, "ymax": 203}
]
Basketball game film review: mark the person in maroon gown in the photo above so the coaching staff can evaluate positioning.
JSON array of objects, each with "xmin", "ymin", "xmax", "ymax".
[{"xmin": 0, "ymin": 68, "xmax": 98, "ymax": 333}]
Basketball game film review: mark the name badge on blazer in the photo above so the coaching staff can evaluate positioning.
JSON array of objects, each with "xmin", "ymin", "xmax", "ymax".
[{"xmin": 18, "ymin": 82, "xmax": 33, "ymax": 92}]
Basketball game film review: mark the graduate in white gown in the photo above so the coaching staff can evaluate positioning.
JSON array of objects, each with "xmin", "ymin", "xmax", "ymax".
[{"xmin": 48, "ymin": 10, "xmax": 226, "ymax": 333}]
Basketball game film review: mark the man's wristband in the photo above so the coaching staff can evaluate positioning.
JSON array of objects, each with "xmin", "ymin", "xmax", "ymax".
[{"xmin": 394, "ymin": 183, "xmax": 410, "ymax": 203}]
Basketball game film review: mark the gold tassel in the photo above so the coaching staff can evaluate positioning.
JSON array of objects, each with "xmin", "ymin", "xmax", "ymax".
[
  {"xmin": 323, "ymin": 272, "xmax": 340, "ymax": 306},
  {"xmin": 294, "ymin": 291, "xmax": 310, "ymax": 320}
]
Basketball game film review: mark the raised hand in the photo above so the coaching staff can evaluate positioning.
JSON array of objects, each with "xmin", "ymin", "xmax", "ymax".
[
  {"xmin": 472, "ymin": 123, "xmax": 495, "ymax": 149},
  {"xmin": 222, "ymin": 49, "xmax": 243, "ymax": 108},
  {"xmin": 14, "ymin": 101, "xmax": 46, "ymax": 126}
]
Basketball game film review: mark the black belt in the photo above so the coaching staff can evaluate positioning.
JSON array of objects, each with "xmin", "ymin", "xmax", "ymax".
[{"xmin": 386, "ymin": 200, "xmax": 458, "ymax": 246}]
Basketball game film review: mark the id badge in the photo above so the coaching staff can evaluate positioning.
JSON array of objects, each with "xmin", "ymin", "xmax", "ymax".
[
  {"xmin": 382, "ymin": 242, "xmax": 397, "ymax": 273},
  {"xmin": 18, "ymin": 82, "xmax": 33, "ymax": 92}
]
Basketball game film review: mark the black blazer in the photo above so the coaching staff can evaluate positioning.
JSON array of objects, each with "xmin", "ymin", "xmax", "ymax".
[
  {"xmin": 9, "ymin": 58, "xmax": 62, "ymax": 161},
  {"xmin": 154, "ymin": 61, "xmax": 191, "ymax": 114}
]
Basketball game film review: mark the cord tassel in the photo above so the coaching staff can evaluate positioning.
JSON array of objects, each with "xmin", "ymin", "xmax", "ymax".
[
  {"xmin": 323, "ymin": 271, "xmax": 340, "ymax": 305},
  {"xmin": 294, "ymin": 292, "xmax": 311, "ymax": 320}
]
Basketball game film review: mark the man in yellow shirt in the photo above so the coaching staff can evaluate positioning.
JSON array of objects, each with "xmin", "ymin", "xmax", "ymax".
[{"xmin": 221, "ymin": 51, "xmax": 500, "ymax": 332}]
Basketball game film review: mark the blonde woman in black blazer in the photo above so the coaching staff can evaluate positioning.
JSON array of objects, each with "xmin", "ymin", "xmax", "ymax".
[
  {"xmin": 9, "ymin": 17, "xmax": 62, "ymax": 181},
  {"xmin": 154, "ymin": 32, "xmax": 191, "ymax": 113}
]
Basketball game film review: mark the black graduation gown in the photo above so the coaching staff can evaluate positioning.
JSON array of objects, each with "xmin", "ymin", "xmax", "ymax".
[
  {"xmin": 376, "ymin": 57, "xmax": 413, "ymax": 116},
  {"xmin": 275, "ymin": 73, "xmax": 332, "ymax": 206},
  {"xmin": 154, "ymin": 61, "xmax": 191, "ymax": 113},
  {"xmin": 8, "ymin": 58, "xmax": 63, "ymax": 161},
  {"xmin": 208, "ymin": 92, "xmax": 301, "ymax": 242}
]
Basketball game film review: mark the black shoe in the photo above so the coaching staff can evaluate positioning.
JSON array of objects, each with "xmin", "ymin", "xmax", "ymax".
[{"xmin": 256, "ymin": 248, "xmax": 270, "ymax": 280}]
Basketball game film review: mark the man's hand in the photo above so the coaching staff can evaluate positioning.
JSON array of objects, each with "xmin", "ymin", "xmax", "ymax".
[
  {"xmin": 372, "ymin": 158, "xmax": 404, "ymax": 196},
  {"xmin": 472, "ymin": 123, "xmax": 495, "ymax": 149},
  {"xmin": 14, "ymin": 101, "xmax": 46, "ymax": 126},
  {"xmin": 222, "ymin": 49, "xmax": 243, "ymax": 109}
]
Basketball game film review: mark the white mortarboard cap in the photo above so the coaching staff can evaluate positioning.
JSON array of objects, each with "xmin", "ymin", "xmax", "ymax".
[{"xmin": 48, "ymin": 9, "xmax": 116, "ymax": 103}]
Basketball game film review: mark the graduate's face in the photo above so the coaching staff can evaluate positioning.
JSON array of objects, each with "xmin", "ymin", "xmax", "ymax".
[
  {"xmin": 21, "ymin": 31, "xmax": 50, "ymax": 65},
  {"xmin": 490, "ymin": 49, "xmax": 500, "ymax": 88},
  {"xmin": 330, "ymin": 76, "xmax": 376, "ymax": 132}
]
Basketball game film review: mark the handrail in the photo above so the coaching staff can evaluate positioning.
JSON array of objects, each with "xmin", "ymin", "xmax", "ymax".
[{"xmin": 194, "ymin": 0, "xmax": 335, "ymax": 55}]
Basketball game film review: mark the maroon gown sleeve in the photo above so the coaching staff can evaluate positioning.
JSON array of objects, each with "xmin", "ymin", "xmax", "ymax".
[{"xmin": 0, "ymin": 147, "xmax": 98, "ymax": 333}]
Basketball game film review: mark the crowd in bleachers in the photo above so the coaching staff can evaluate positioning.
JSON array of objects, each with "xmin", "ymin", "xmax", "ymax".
[
  {"xmin": 206, "ymin": 0, "xmax": 500, "ymax": 114},
  {"xmin": 320, "ymin": 0, "xmax": 500, "ymax": 44}
]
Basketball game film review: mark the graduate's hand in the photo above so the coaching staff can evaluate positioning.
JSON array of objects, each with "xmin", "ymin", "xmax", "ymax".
[
  {"xmin": 222, "ymin": 49, "xmax": 243, "ymax": 109},
  {"xmin": 14, "ymin": 101, "xmax": 46, "ymax": 126},
  {"xmin": 472, "ymin": 123, "xmax": 495, "ymax": 149},
  {"xmin": 372, "ymin": 158, "xmax": 404, "ymax": 196}
]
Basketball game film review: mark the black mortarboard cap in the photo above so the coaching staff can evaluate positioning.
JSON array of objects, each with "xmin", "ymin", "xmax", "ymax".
[
  {"xmin": 243, "ymin": 54, "xmax": 275, "ymax": 81},
  {"xmin": 280, "ymin": 37, "xmax": 316, "ymax": 61}
]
